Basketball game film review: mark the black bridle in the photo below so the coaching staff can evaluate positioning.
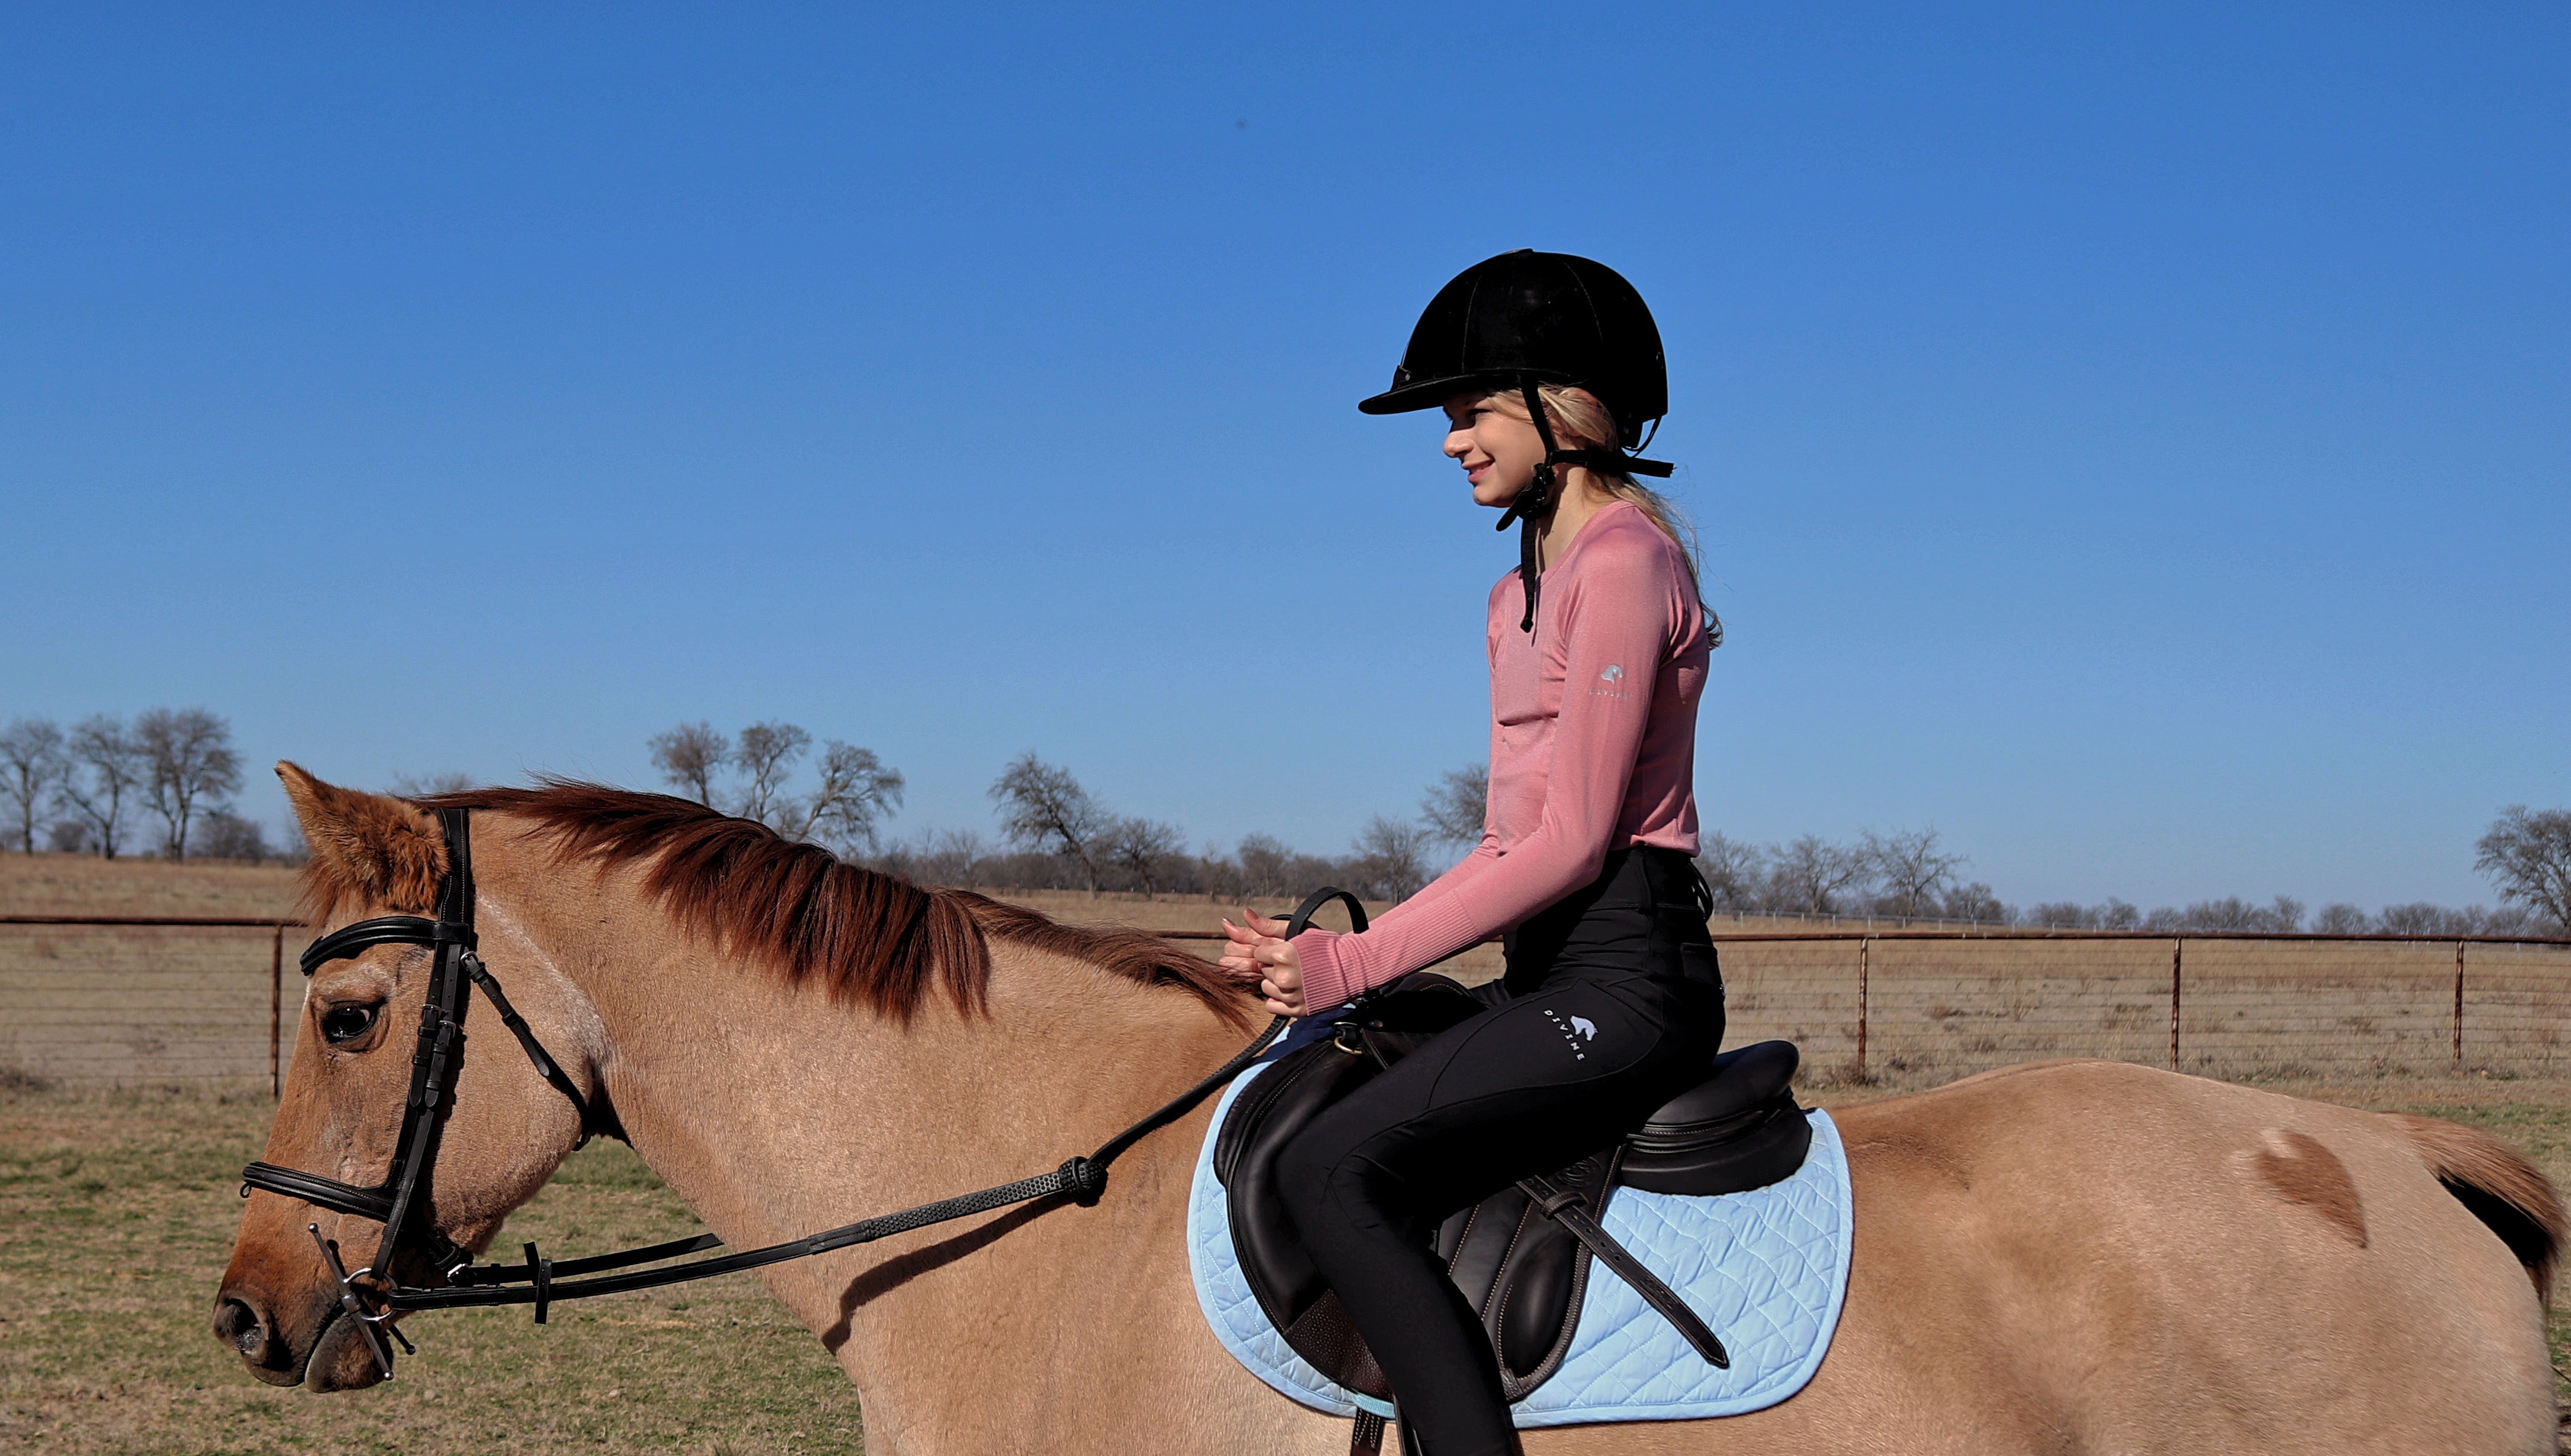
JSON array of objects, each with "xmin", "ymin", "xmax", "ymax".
[{"xmin": 240, "ymin": 808, "xmax": 1300, "ymax": 1382}]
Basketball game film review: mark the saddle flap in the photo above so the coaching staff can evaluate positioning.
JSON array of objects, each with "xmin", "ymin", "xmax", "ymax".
[
  {"xmin": 1436, "ymin": 1149, "xmax": 1619, "ymax": 1397},
  {"xmin": 1215, "ymin": 1038, "xmax": 1382, "ymax": 1377}
]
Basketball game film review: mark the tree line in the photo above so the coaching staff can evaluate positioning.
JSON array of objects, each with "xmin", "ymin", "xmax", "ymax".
[
  {"xmin": 645, "ymin": 723, "xmax": 1447, "ymax": 904},
  {"xmin": 1696, "ymin": 810, "xmax": 2569, "ymax": 936},
  {"xmin": 646, "ymin": 726, "xmax": 2571, "ymax": 934},
  {"xmin": 0, "ymin": 710, "xmax": 282, "ymax": 860},
  {"xmin": 6, "ymin": 704, "xmax": 2562, "ymax": 938}
]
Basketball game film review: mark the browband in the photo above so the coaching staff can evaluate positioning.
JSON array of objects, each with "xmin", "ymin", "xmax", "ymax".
[{"xmin": 300, "ymin": 916, "xmax": 472, "ymax": 977}]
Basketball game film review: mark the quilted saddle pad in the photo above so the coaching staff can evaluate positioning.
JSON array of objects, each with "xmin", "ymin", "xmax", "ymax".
[{"xmin": 1184, "ymin": 1060, "xmax": 1855, "ymax": 1429}]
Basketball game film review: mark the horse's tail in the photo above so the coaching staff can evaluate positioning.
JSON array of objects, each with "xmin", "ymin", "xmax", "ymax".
[{"xmin": 2384, "ymin": 1113, "xmax": 2566, "ymax": 1305}]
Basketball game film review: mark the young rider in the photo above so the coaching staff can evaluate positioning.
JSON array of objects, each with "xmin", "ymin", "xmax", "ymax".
[{"xmin": 1219, "ymin": 250, "xmax": 1725, "ymax": 1456}]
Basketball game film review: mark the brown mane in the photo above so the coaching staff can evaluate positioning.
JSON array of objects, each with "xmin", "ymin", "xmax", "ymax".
[{"xmin": 382, "ymin": 781, "xmax": 1251, "ymax": 1027}]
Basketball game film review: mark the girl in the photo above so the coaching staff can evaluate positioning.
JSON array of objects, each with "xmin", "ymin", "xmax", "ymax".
[{"xmin": 1220, "ymin": 249, "xmax": 1725, "ymax": 1456}]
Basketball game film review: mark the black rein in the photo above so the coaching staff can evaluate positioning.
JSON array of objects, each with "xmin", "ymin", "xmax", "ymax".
[{"xmin": 241, "ymin": 808, "xmax": 1328, "ymax": 1373}]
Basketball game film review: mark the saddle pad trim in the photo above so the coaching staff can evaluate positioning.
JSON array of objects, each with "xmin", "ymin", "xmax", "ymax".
[{"xmin": 1186, "ymin": 1060, "xmax": 1856, "ymax": 1429}]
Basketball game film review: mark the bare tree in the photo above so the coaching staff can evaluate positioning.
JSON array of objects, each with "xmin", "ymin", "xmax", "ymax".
[
  {"xmin": 135, "ymin": 708, "xmax": 242, "ymax": 858},
  {"xmin": 783, "ymin": 742, "xmax": 904, "ymax": 854},
  {"xmin": 731, "ymin": 722, "xmax": 811, "ymax": 827},
  {"xmin": 1863, "ymin": 827, "xmax": 1965, "ymax": 918},
  {"xmin": 1349, "ymin": 815, "xmax": 1431, "ymax": 902},
  {"xmin": 1694, "ymin": 831, "xmax": 1766, "ymax": 914},
  {"xmin": 1103, "ymin": 817, "xmax": 1187, "ymax": 895},
  {"xmin": 1765, "ymin": 835, "xmax": 1871, "ymax": 915},
  {"xmin": 1420, "ymin": 762, "xmax": 1489, "ymax": 847},
  {"xmin": 2313, "ymin": 903, "xmax": 2374, "ymax": 934},
  {"xmin": 2476, "ymin": 805, "xmax": 2571, "ymax": 931},
  {"xmin": 194, "ymin": 810, "xmax": 272, "ymax": 862},
  {"xmin": 1231, "ymin": 833, "xmax": 1297, "ymax": 900},
  {"xmin": 2378, "ymin": 902, "xmax": 2453, "ymax": 936},
  {"xmin": 650, "ymin": 722, "xmax": 730, "ymax": 806},
  {"xmin": 390, "ymin": 772, "xmax": 474, "ymax": 797},
  {"xmin": 1940, "ymin": 881, "xmax": 2010, "ymax": 924},
  {"xmin": 56, "ymin": 716, "xmax": 145, "ymax": 859},
  {"xmin": 989, "ymin": 752, "xmax": 1108, "ymax": 895},
  {"xmin": 874, "ymin": 828, "xmax": 991, "ymax": 886},
  {"xmin": 0, "ymin": 717, "xmax": 67, "ymax": 853}
]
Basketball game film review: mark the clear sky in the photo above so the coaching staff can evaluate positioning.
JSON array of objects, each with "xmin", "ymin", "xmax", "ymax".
[{"xmin": 2, "ymin": 4, "xmax": 2563, "ymax": 911}]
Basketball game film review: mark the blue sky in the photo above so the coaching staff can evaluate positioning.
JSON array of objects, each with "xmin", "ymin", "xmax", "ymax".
[{"xmin": 2, "ymin": 4, "xmax": 2563, "ymax": 911}]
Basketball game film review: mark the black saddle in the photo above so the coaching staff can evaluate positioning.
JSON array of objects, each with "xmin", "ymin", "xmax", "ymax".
[{"xmin": 1213, "ymin": 973, "xmax": 1810, "ymax": 1404}]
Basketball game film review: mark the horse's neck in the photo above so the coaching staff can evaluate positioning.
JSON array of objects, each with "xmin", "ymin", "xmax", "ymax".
[{"xmin": 534, "ymin": 886, "xmax": 1292, "ymax": 1452}]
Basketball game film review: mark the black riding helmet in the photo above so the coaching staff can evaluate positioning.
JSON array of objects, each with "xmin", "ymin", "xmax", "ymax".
[{"xmin": 1361, "ymin": 249, "xmax": 1674, "ymax": 632}]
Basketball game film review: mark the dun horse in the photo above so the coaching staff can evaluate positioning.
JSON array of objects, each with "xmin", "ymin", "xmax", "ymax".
[{"xmin": 218, "ymin": 766, "xmax": 2563, "ymax": 1453}]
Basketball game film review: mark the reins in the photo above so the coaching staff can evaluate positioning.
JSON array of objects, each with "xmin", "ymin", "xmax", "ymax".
[{"xmin": 243, "ymin": 808, "xmax": 1336, "ymax": 1380}]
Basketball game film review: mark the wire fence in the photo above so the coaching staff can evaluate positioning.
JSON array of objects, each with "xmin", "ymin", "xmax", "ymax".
[
  {"xmin": 1700, "ymin": 930, "xmax": 2571, "ymax": 1086},
  {"xmin": 5, "ymin": 918, "xmax": 2568, "ymax": 1092},
  {"xmin": 0, "ymin": 916, "xmax": 314, "ymax": 1094}
]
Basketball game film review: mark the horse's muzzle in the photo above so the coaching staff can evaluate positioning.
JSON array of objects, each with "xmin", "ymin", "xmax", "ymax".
[
  {"xmin": 211, "ymin": 1285, "xmax": 305, "ymax": 1387},
  {"xmin": 212, "ymin": 1282, "xmax": 392, "ymax": 1392}
]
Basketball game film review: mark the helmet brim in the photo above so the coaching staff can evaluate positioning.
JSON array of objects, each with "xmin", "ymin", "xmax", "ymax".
[{"xmin": 1356, "ymin": 369, "xmax": 1576, "ymax": 417}]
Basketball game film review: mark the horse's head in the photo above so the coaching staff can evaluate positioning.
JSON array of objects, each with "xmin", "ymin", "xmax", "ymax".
[{"xmin": 215, "ymin": 763, "xmax": 595, "ymax": 1391}]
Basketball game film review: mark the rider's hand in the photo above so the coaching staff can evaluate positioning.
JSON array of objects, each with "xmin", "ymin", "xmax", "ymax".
[{"xmin": 1219, "ymin": 910, "xmax": 1308, "ymax": 1018}]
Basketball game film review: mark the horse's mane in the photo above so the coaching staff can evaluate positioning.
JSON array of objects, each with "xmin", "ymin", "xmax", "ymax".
[{"xmin": 385, "ymin": 781, "xmax": 1250, "ymax": 1028}]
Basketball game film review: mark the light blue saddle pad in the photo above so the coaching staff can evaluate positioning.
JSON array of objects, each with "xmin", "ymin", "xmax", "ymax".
[{"xmin": 1184, "ymin": 1060, "xmax": 1854, "ymax": 1429}]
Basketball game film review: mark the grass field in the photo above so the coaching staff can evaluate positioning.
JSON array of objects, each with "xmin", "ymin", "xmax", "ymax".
[{"xmin": 4, "ymin": 1077, "xmax": 2566, "ymax": 1454}]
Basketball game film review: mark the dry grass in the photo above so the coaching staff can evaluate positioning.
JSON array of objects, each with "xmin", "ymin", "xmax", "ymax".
[
  {"xmin": 0, "ymin": 1081, "xmax": 861, "ymax": 1455},
  {"xmin": 3, "ymin": 1077, "xmax": 2564, "ymax": 1454}
]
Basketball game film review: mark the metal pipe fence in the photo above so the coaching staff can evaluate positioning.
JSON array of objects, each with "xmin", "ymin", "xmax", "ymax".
[{"xmin": 5, "ymin": 918, "xmax": 2567, "ymax": 1093}]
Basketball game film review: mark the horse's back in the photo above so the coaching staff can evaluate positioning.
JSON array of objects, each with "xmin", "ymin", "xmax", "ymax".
[{"xmin": 1538, "ymin": 1060, "xmax": 2557, "ymax": 1454}]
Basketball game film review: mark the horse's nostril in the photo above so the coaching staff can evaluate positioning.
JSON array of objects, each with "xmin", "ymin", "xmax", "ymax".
[{"xmin": 214, "ymin": 1296, "xmax": 266, "ymax": 1356}]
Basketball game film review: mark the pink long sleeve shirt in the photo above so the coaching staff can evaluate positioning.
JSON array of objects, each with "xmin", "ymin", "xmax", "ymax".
[{"xmin": 1293, "ymin": 500, "xmax": 1712, "ymax": 1009}]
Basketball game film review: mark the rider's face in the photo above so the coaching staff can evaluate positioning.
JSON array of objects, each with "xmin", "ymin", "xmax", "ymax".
[{"xmin": 1443, "ymin": 392, "xmax": 1544, "ymax": 510}]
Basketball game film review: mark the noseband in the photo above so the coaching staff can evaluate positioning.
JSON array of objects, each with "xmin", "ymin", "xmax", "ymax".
[{"xmin": 239, "ymin": 807, "xmax": 1301, "ymax": 1382}]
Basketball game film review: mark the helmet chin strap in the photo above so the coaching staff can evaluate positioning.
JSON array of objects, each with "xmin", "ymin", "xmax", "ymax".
[
  {"xmin": 1494, "ymin": 379, "xmax": 1676, "ymax": 634},
  {"xmin": 1494, "ymin": 379, "xmax": 1560, "ymax": 635}
]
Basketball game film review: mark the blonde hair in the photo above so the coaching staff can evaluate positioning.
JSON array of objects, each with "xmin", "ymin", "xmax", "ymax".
[{"xmin": 1484, "ymin": 385, "xmax": 1720, "ymax": 644}]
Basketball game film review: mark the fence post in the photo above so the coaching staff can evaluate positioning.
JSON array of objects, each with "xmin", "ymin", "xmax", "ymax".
[
  {"xmin": 2453, "ymin": 941, "xmax": 2465, "ymax": 1065},
  {"xmin": 1855, "ymin": 935, "xmax": 1871, "ymax": 1081},
  {"xmin": 2169, "ymin": 938, "xmax": 2183, "ymax": 1071},
  {"xmin": 270, "ymin": 924, "xmax": 285, "ymax": 1100}
]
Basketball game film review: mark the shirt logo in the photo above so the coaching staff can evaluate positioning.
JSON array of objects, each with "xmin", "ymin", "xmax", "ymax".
[
  {"xmin": 1591, "ymin": 662, "xmax": 1631, "ymax": 701},
  {"xmin": 1599, "ymin": 665, "xmax": 1624, "ymax": 683},
  {"xmin": 1570, "ymin": 1016, "xmax": 1597, "ymax": 1041}
]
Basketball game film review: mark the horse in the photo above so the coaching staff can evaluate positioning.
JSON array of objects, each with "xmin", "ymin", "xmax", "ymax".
[{"xmin": 217, "ymin": 765, "xmax": 2564, "ymax": 1454}]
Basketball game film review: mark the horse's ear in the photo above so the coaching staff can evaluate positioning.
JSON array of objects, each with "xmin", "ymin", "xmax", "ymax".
[{"xmin": 277, "ymin": 761, "xmax": 447, "ymax": 914}]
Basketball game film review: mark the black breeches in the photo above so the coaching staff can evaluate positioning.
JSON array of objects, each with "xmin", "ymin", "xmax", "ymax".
[{"xmin": 1276, "ymin": 847, "xmax": 1725, "ymax": 1456}]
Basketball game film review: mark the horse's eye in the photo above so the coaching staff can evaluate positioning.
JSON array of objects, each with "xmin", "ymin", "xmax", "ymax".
[{"xmin": 322, "ymin": 1004, "xmax": 380, "ymax": 1045}]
